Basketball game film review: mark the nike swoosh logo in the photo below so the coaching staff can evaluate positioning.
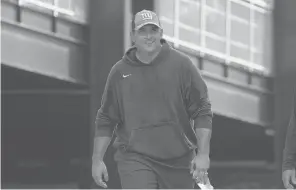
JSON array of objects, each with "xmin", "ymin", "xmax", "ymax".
[{"xmin": 123, "ymin": 74, "xmax": 131, "ymax": 78}]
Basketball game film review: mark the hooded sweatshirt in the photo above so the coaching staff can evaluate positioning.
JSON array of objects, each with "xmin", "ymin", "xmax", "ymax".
[
  {"xmin": 283, "ymin": 88, "xmax": 296, "ymax": 171},
  {"xmin": 95, "ymin": 39, "xmax": 213, "ymax": 160}
]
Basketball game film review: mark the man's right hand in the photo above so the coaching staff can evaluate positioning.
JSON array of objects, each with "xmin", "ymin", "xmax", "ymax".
[
  {"xmin": 92, "ymin": 160, "xmax": 109, "ymax": 188},
  {"xmin": 282, "ymin": 168, "xmax": 296, "ymax": 189}
]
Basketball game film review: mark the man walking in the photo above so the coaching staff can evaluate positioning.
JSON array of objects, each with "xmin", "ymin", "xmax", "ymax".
[
  {"xmin": 282, "ymin": 89, "xmax": 296, "ymax": 189},
  {"xmin": 92, "ymin": 10, "xmax": 213, "ymax": 189}
]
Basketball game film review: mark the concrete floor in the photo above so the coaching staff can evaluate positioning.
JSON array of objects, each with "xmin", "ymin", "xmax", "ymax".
[{"xmin": 2, "ymin": 167, "xmax": 278, "ymax": 189}]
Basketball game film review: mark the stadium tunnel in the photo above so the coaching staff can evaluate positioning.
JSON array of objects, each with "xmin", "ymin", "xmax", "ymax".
[{"xmin": 2, "ymin": 0, "xmax": 296, "ymax": 188}]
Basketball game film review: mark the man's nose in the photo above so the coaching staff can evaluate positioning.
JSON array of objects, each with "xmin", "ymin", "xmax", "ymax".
[{"xmin": 145, "ymin": 32, "xmax": 153, "ymax": 39}]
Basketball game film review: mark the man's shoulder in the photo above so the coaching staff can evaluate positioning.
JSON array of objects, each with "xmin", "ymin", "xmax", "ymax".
[
  {"xmin": 169, "ymin": 47, "xmax": 195, "ymax": 68},
  {"xmin": 112, "ymin": 59, "xmax": 126, "ymax": 70},
  {"xmin": 170, "ymin": 47, "xmax": 191, "ymax": 61},
  {"xmin": 109, "ymin": 59, "xmax": 129, "ymax": 74},
  {"xmin": 167, "ymin": 46, "xmax": 202, "ymax": 77}
]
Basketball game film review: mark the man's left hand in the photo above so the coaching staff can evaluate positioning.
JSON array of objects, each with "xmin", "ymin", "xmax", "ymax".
[{"xmin": 190, "ymin": 154, "xmax": 210, "ymax": 184}]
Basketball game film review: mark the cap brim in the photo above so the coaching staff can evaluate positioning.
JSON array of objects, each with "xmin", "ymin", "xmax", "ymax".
[{"xmin": 135, "ymin": 22, "xmax": 162, "ymax": 30}]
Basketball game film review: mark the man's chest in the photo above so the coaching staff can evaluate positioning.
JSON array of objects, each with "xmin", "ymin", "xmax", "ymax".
[{"xmin": 118, "ymin": 64, "xmax": 182, "ymax": 101}]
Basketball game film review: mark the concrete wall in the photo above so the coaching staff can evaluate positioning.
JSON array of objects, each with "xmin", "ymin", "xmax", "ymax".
[
  {"xmin": 1, "ymin": 0, "xmax": 90, "ymax": 187},
  {"xmin": 1, "ymin": 0, "xmax": 88, "ymax": 84}
]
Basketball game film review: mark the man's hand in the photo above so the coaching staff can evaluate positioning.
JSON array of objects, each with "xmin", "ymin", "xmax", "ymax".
[
  {"xmin": 92, "ymin": 160, "xmax": 109, "ymax": 188},
  {"xmin": 283, "ymin": 168, "xmax": 296, "ymax": 189},
  {"xmin": 190, "ymin": 154, "xmax": 210, "ymax": 185}
]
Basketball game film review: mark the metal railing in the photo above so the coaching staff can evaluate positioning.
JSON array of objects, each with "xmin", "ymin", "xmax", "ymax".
[
  {"xmin": 159, "ymin": 0, "xmax": 272, "ymax": 74},
  {"xmin": 19, "ymin": 0, "xmax": 74, "ymax": 17},
  {"xmin": 163, "ymin": 34, "xmax": 265, "ymax": 72}
]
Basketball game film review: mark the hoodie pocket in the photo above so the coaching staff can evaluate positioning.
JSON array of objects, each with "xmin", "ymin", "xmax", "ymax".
[{"xmin": 127, "ymin": 121, "xmax": 192, "ymax": 160}]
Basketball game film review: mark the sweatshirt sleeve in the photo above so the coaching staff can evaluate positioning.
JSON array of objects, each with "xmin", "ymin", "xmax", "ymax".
[
  {"xmin": 282, "ymin": 89, "xmax": 296, "ymax": 171},
  {"xmin": 183, "ymin": 58, "xmax": 213, "ymax": 130},
  {"xmin": 95, "ymin": 65, "xmax": 121, "ymax": 138}
]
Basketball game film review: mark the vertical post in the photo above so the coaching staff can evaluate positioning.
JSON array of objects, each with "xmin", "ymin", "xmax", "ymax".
[
  {"xmin": 224, "ymin": 0, "xmax": 231, "ymax": 77},
  {"xmin": 17, "ymin": 0, "xmax": 22, "ymax": 22},
  {"xmin": 200, "ymin": 0, "xmax": 206, "ymax": 50},
  {"xmin": 87, "ymin": 0, "xmax": 125, "ymax": 188},
  {"xmin": 249, "ymin": 2, "xmax": 254, "ymax": 64},
  {"xmin": 225, "ymin": 0, "xmax": 231, "ymax": 63},
  {"xmin": 132, "ymin": 0, "xmax": 154, "ymax": 14},
  {"xmin": 52, "ymin": 0, "xmax": 58, "ymax": 33},
  {"xmin": 248, "ymin": 2, "xmax": 254, "ymax": 84},
  {"xmin": 53, "ymin": 0, "xmax": 59, "ymax": 17},
  {"xmin": 173, "ymin": 0, "xmax": 180, "ymax": 48},
  {"xmin": 264, "ymin": 7, "xmax": 274, "ymax": 75},
  {"xmin": 273, "ymin": 0, "xmax": 296, "ymax": 188},
  {"xmin": 124, "ymin": 0, "xmax": 132, "ymax": 52}
]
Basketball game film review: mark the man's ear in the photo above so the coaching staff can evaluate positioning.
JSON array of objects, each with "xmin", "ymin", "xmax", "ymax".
[{"xmin": 160, "ymin": 28, "xmax": 163, "ymax": 37}]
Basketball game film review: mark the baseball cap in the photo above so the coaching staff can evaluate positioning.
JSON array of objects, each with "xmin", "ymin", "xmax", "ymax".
[{"xmin": 133, "ymin": 10, "xmax": 162, "ymax": 30}]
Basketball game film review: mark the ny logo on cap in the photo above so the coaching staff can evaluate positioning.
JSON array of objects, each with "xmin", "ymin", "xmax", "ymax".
[{"xmin": 141, "ymin": 12, "xmax": 153, "ymax": 20}]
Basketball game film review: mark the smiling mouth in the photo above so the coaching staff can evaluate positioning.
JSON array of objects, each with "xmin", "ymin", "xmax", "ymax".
[{"xmin": 146, "ymin": 41, "xmax": 155, "ymax": 45}]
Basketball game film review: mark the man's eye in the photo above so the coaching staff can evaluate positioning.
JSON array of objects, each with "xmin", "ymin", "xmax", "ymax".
[{"xmin": 137, "ymin": 30, "xmax": 145, "ymax": 34}]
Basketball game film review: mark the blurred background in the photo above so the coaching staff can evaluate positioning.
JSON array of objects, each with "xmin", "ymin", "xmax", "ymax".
[{"xmin": 1, "ymin": 0, "xmax": 296, "ymax": 189}]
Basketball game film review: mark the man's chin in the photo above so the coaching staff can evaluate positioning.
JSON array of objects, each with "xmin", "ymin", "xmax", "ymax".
[{"xmin": 143, "ymin": 45, "xmax": 157, "ymax": 52}]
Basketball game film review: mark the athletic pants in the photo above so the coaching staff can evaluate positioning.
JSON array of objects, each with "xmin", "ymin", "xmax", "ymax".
[{"xmin": 115, "ymin": 148, "xmax": 195, "ymax": 189}]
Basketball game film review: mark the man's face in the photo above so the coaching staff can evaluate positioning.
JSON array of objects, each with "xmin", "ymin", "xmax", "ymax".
[{"xmin": 132, "ymin": 24, "xmax": 163, "ymax": 52}]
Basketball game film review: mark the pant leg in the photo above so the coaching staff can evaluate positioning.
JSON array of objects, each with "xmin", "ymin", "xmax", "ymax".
[
  {"xmin": 117, "ymin": 159, "xmax": 158, "ymax": 189},
  {"xmin": 114, "ymin": 148, "xmax": 195, "ymax": 189},
  {"xmin": 155, "ymin": 165, "xmax": 195, "ymax": 189}
]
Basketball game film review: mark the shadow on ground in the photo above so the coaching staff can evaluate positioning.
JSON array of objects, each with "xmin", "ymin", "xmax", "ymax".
[{"xmin": 209, "ymin": 167, "xmax": 278, "ymax": 189}]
